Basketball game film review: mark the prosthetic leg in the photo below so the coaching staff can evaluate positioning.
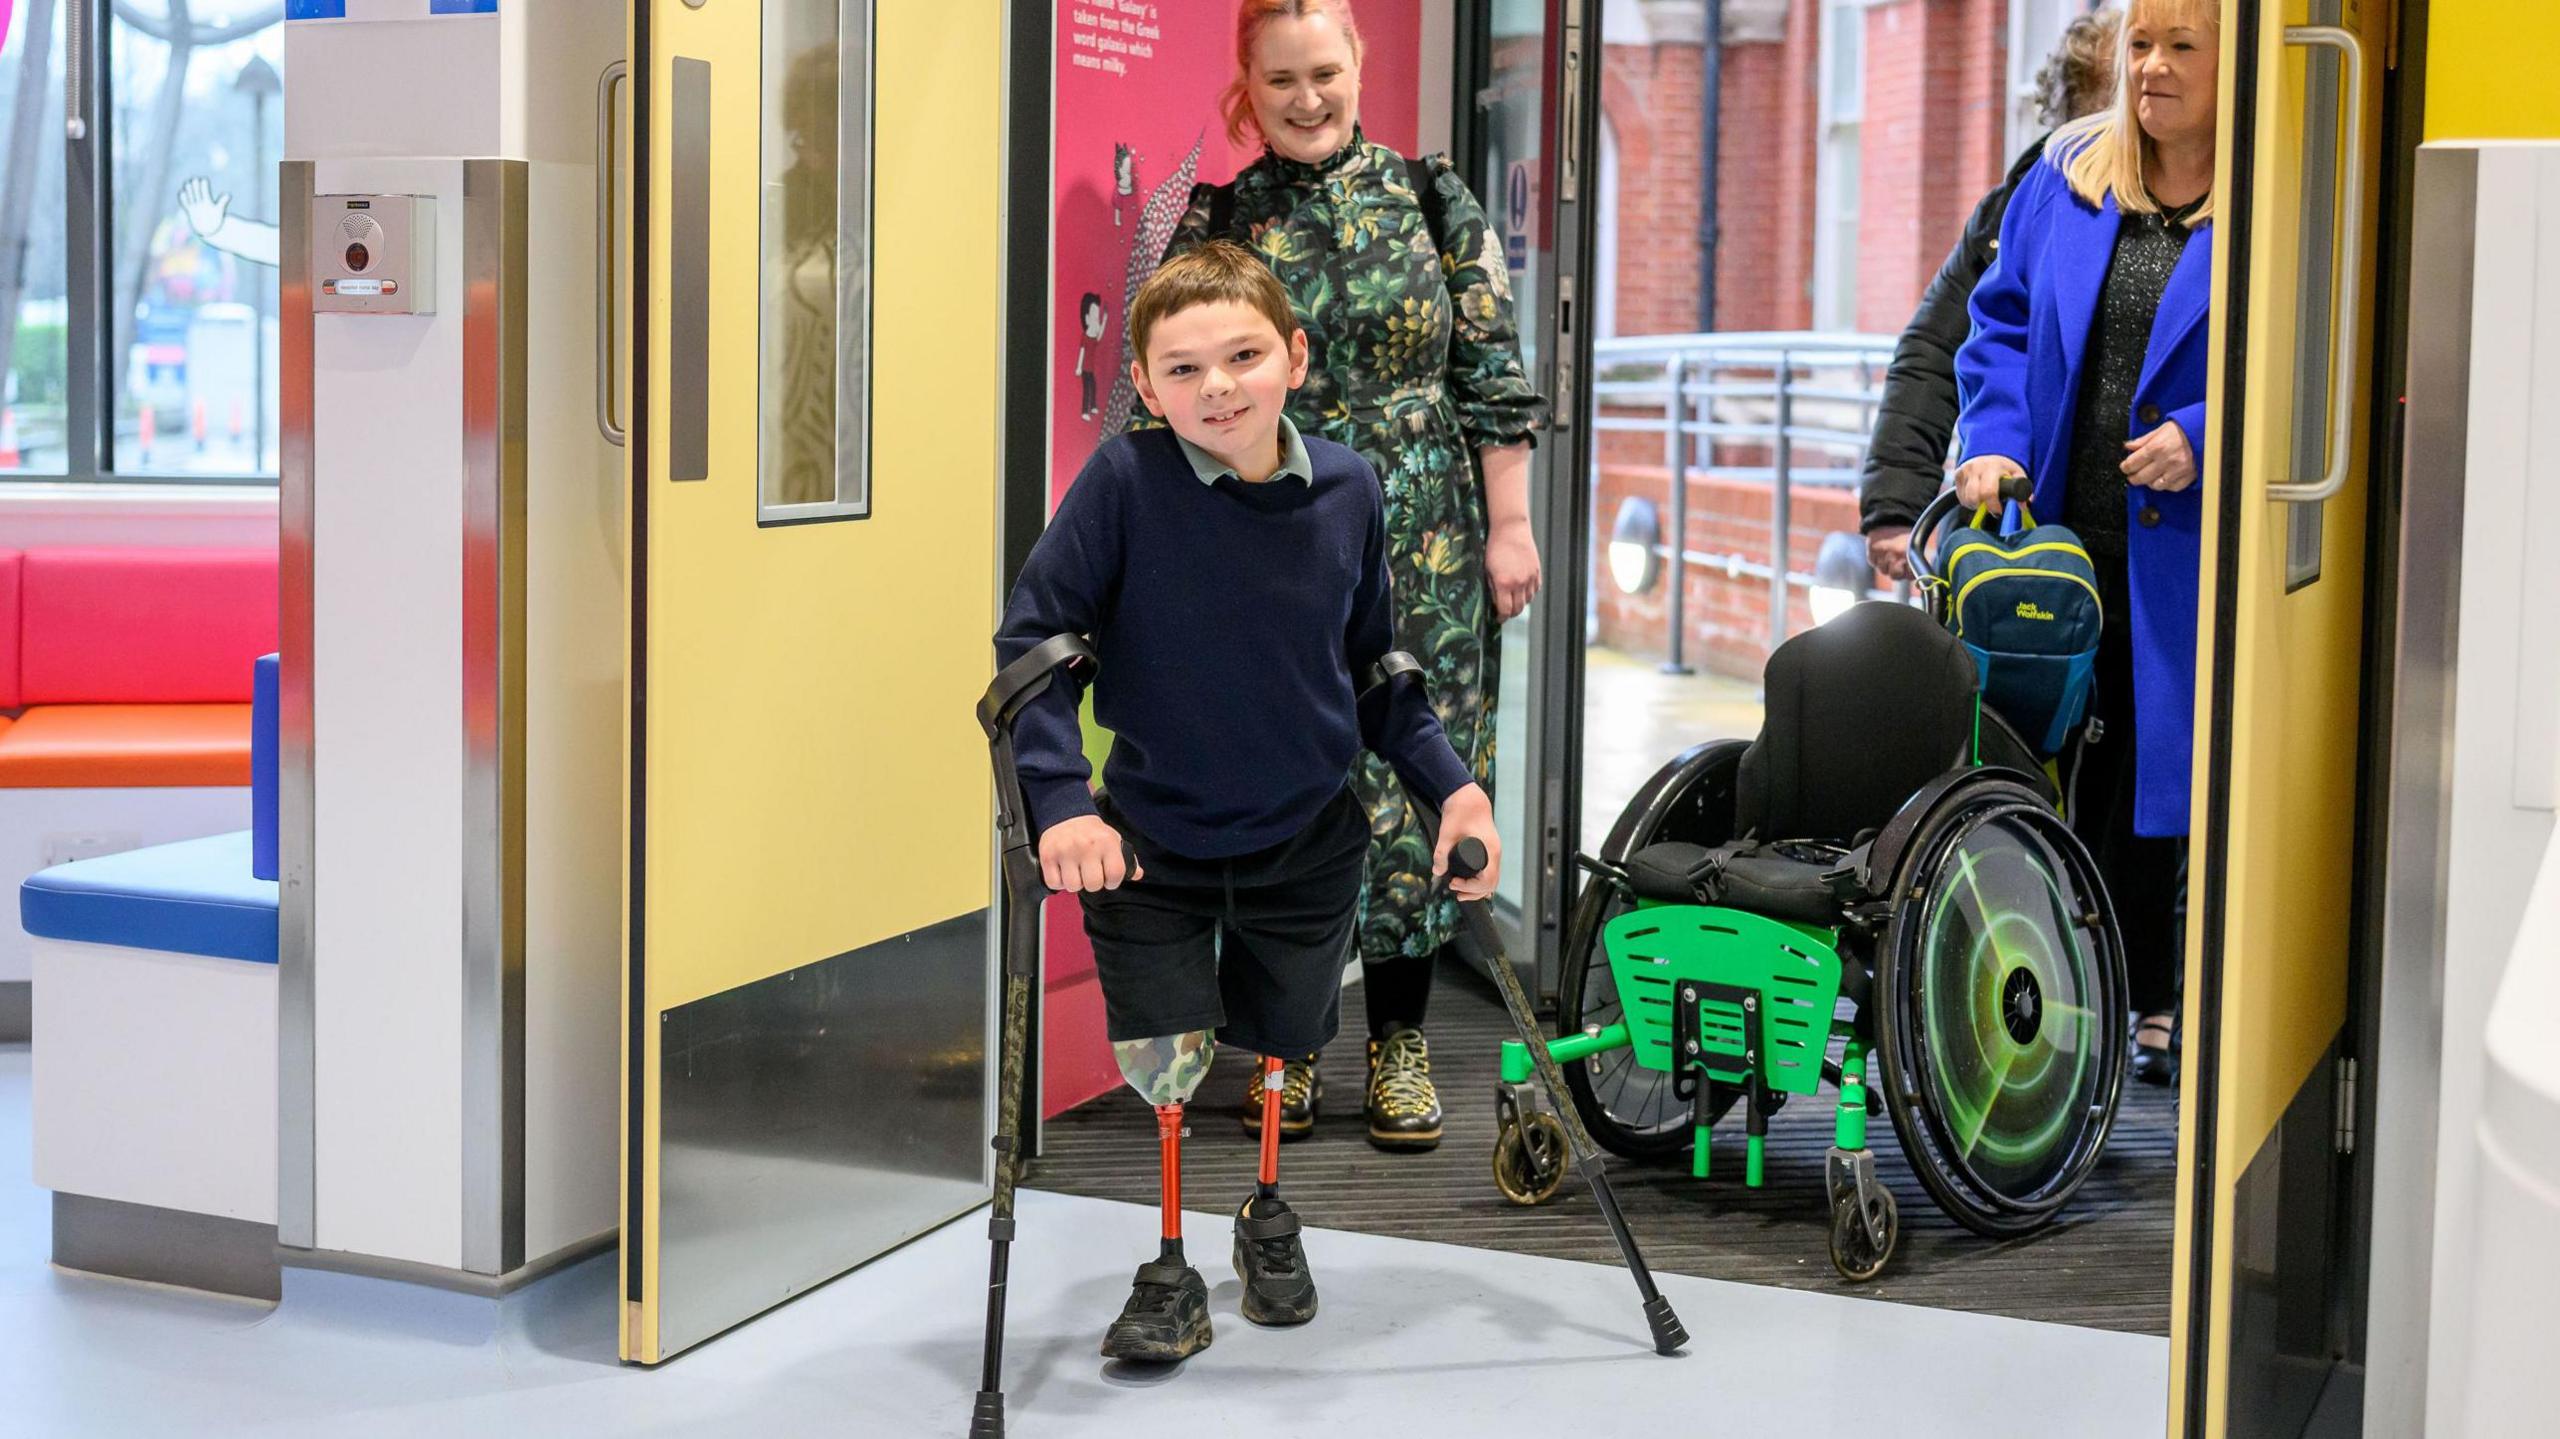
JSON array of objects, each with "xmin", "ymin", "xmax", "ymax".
[
  {"xmin": 1099, "ymin": 1033, "xmax": 1216, "ymax": 1362},
  {"xmin": 1235, "ymin": 1055, "xmax": 1317, "ymax": 1325}
]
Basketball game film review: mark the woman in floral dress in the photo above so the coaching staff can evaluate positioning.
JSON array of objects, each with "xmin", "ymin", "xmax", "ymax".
[{"xmin": 1152, "ymin": 0, "xmax": 1545, "ymax": 1152}]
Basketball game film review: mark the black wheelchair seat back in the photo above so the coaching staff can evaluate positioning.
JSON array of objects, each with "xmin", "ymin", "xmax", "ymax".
[{"xmin": 1736, "ymin": 600, "xmax": 1980, "ymax": 847}]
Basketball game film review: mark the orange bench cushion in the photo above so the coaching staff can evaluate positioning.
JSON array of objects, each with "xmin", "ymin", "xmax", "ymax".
[{"xmin": 0, "ymin": 705, "xmax": 253, "ymax": 788}]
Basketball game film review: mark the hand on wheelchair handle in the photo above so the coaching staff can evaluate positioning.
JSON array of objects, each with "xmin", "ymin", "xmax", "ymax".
[{"xmin": 1953, "ymin": 456, "xmax": 2027, "ymax": 510}]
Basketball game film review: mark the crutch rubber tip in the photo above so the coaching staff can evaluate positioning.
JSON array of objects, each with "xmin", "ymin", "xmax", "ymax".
[
  {"xmin": 969, "ymin": 1391, "xmax": 1004, "ymax": 1439},
  {"xmin": 1644, "ymin": 1296, "xmax": 1689, "ymax": 1355}
]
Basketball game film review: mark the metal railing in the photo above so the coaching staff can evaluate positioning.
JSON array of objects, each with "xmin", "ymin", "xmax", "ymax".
[{"xmin": 1590, "ymin": 331, "xmax": 1899, "ymax": 671}]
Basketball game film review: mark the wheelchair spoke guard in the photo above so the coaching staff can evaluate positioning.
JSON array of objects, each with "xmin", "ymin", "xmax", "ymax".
[{"xmin": 1877, "ymin": 783, "xmax": 2127, "ymax": 1236}]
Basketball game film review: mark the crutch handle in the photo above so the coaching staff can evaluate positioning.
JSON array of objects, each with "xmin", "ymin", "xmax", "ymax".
[{"xmin": 1445, "ymin": 836, "xmax": 1489, "ymax": 882}]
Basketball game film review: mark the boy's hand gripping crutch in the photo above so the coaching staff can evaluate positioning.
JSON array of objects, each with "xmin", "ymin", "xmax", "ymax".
[
  {"xmin": 1370, "ymin": 652, "xmax": 1690, "ymax": 1357},
  {"xmin": 970, "ymin": 633, "xmax": 1132, "ymax": 1439}
]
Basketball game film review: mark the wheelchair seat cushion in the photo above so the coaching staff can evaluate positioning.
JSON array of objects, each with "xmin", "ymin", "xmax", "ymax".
[{"xmin": 1625, "ymin": 840, "xmax": 1850, "ymax": 927}]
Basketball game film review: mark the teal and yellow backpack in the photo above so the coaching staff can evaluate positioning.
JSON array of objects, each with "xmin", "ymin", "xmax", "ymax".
[{"xmin": 1917, "ymin": 490, "xmax": 2102, "ymax": 756}]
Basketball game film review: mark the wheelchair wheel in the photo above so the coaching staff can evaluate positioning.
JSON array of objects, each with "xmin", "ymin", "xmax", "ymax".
[
  {"xmin": 1828, "ymin": 1186, "xmax": 1899, "ymax": 1283},
  {"xmin": 1872, "ymin": 776, "xmax": 2127, "ymax": 1238},
  {"xmin": 1492, "ymin": 1111, "xmax": 1571, "ymax": 1206},
  {"xmin": 1557, "ymin": 740, "xmax": 1749, "ymax": 1159}
]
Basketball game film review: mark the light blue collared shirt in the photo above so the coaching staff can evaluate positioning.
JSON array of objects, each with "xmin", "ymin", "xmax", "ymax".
[{"xmin": 1173, "ymin": 415, "xmax": 1315, "ymax": 487}]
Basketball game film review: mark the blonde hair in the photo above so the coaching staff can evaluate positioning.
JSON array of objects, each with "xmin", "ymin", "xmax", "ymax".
[
  {"xmin": 1128, "ymin": 240, "xmax": 1299, "ymax": 367},
  {"xmin": 2047, "ymin": 0, "xmax": 2220, "ymax": 223},
  {"xmin": 1221, "ymin": 0, "xmax": 1366, "ymax": 149}
]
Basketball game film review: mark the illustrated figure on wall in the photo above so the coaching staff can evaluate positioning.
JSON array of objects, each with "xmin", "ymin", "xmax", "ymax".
[
  {"xmin": 1101, "ymin": 132, "xmax": 1203, "ymax": 436},
  {"xmin": 1075, "ymin": 292, "xmax": 1106, "ymax": 421},
  {"xmin": 179, "ymin": 178, "xmax": 279, "ymax": 269},
  {"xmin": 1113, "ymin": 142, "xmax": 1138, "ymax": 227}
]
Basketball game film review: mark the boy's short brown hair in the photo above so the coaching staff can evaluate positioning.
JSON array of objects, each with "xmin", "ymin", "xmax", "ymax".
[{"xmin": 1127, "ymin": 240, "xmax": 1299, "ymax": 368}]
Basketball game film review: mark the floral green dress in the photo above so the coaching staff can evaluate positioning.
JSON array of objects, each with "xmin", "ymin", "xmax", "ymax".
[{"xmin": 1156, "ymin": 128, "xmax": 1545, "ymax": 963}]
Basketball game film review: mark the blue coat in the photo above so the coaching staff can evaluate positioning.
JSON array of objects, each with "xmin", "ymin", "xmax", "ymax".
[{"xmin": 1955, "ymin": 158, "xmax": 2213, "ymax": 838}]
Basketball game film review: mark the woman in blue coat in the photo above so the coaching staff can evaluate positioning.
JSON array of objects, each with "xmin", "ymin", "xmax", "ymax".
[{"xmin": 1953, "ymin": 0, "xmax": 2219, "ymax": 1085}]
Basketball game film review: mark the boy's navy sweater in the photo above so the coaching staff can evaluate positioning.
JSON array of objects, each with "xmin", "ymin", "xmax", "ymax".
[{"xmin": 996, "ymin": 427, "xmax": 1474, "ymax": 860}]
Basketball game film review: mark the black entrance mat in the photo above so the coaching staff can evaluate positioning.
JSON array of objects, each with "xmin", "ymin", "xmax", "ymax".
[{"xmin": 1029, "ymin": 955, "xmax": 2176, "ymax": 1335}]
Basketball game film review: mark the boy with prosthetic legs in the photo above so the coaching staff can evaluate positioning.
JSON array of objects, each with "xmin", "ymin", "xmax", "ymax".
[{"xmin": 996, "ymin": 241, "xmax": 1500, "ymax": 1362}]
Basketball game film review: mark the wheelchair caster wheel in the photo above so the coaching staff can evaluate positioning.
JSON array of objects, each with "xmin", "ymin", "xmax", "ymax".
[
  {"xmin": 1828, "ymin": 1185, "xmax": 1898, "ymax": 1282},
  {"xmin": 1493, "ymin": 1111, "xmax": 1569, "ymax": 1206}
]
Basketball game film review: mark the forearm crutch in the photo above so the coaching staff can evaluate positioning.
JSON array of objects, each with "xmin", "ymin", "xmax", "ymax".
[
  {"xmin": 971, "ymin": 633, "xmax": 1104, "ymax": 1439},
  {"xmin": 1372, "ymin": 653, "xmax": 1689, "ymax": 1357}
]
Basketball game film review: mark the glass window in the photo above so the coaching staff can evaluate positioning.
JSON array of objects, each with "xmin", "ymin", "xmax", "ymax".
[
  {"xmin": 2010, "ymin": 0, "xmax": 2096, "ymax": 159},
  {"xmin": 1814, "ymin": 2, "xmax": 1864, "ymax": 331},
  {"xmin": 1, "ymin": 0, "xmax": 68, "ymax": 475},
  {"xmin": 1827, "ymin": 2, "xmax": 1866, "ymax": 119},
  {"xmin": 107, "ymin": 1, "xmax": 285, "ymax": 477},
  {"xmin": 759, "ymin": 0, "xmax": 874, "ymax": 524}
]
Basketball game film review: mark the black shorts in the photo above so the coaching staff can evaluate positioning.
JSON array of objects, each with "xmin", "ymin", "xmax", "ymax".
[{"xmin": 1079, "ymin": 787, "xmax": 1367, "ymax": 1058}]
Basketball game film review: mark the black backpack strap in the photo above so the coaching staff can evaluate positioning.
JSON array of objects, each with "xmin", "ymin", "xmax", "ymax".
[{"xmin": 1405, "ymin": 153, "xmax": 1448, "ymax": 264}]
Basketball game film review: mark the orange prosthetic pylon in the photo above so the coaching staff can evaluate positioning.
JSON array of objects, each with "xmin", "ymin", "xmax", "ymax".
[
  {"xmin": 1155, "ymin": 1103, "xmax": 1185, "ymax": 1259},
  {"xmin": 1257, "ymin": 1055, "xmax": 1284, "ymax": 1198}
]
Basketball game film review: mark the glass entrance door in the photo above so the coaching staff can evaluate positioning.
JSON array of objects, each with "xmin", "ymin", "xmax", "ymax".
[{"xmin": 1464, "ymin": 0, "xmax": 1595, "ymax": 996}]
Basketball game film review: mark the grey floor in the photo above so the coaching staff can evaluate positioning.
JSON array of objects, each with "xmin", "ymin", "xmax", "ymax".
[{"xmin": 0, "ymin": 1045, "xmax": 2166, "ymax": 1435}]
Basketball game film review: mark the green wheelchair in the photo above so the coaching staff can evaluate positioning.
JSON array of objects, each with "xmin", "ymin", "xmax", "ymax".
[{"xmin": 1489, "ymin": 600, "xmax": 2127, "ymax": 1281}]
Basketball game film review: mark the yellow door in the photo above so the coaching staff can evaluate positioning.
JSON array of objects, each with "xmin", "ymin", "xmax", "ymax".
[
  {"xmin": 619, "ymin": 0, "xmax": 1006, "ymax": 1363},
  {"xmin": 2171, "ymin": 0, "xmax": 2389, "ymax": 1431}
]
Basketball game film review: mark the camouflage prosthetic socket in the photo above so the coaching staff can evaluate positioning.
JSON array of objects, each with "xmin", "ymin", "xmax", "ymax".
[
  {"xmin": 1116, "ymin": 1032, "xmax": 1216, "ymax": 1259},
  {"xmin": 1114, "ymin": 1031, "xmax": 1216, "ymax": 1106}
]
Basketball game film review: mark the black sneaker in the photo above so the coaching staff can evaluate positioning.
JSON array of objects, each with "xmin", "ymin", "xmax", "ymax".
[
  {"xmin": 1238, "ymin": 1055, "xmax": 1320, "ymax": 1140},
  {"xmin": 1098, "ymin": 1260, "xmax": 1213, "ymax": 1363},
  {"xmin": 1365, "ymin": 1025, "xmax": 1444, "ymax": 1151},
  {"xmin": 1232, "ymin": 1195, "xmax": 1317, "ymax": 1326}
]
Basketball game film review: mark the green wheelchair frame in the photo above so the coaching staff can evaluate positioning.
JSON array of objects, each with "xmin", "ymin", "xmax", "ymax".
[{"xmin": 1494, "ymin": 884, "xmax": 1901, "ymax": 1280}]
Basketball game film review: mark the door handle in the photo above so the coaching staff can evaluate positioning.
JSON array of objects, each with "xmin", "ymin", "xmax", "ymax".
[
  {"xmin": 2267, "ymin": 25, "xmax": 2368, "ymax": 505},
  {"xmin": 65, "ymin": 0, "xmax": 89, "ymax": 141},
  {"xmin": 596, "ymin": 60, "xmax": 628, "ymax": 448}
]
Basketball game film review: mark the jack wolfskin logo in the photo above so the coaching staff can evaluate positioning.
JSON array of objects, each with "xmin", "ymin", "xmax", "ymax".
[{"xmin": 2016, "ymin": 600, "xmax": 2056, "ymax": 621}]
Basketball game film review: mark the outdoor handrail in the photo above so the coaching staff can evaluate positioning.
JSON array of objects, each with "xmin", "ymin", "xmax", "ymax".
[{"xmin": 1589, "ymin": 331, "xmax": 1901, "ymax": 668}]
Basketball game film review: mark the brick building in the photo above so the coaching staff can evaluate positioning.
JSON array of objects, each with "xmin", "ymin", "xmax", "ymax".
[{"xmin": 1588, "ymin": 0, "xmax": 2105, "ymax": 673}]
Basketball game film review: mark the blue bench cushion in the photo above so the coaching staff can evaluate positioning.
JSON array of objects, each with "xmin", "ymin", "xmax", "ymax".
[
  {"xmin": 253, "ymin": 653, "xmax": 279, "ymax": 881},
  {"xmin": 21, "ymin": 830, "xmax": 278, "ymax": 965}
]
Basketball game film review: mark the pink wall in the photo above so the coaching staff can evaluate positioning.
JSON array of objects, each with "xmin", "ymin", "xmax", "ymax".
[{"xmin": 1040, "ymin": 1, "xmax": 1425, "ymax": 1116}]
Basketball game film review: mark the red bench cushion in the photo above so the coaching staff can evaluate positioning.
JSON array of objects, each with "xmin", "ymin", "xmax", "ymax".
[
  {"xmin": 19, "ymin": 547, "xmax": 277, "ymax": 706},
  {"xmin": 0, "ymin": 550, "xmax": 22, "ymax": 708},
  {"xmin": 0, "ymin": 705, "xmax": 253, "ymax": 788}
]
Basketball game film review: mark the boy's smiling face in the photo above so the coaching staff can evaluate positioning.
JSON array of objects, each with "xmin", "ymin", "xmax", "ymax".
[{"xmin": 1132, "ymin": 300, "xmax": 1309, "ymax": 479}]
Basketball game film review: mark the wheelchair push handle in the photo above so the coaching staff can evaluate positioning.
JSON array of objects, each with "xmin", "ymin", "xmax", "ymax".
[
  {"xmin": 1994, "ymin": 473, "xmax": 2032, "ymax": 539},
  {"xmin": 1909, "ymin": 472, "xmax": 2039, "ymax": 588}
]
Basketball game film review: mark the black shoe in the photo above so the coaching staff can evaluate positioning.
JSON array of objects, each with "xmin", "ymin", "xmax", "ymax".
[
  {"xmin": 1233, "ymin": 1195, "xmax": 1318, "ymax": 1327},
  {"xmin": 1099, "ymin": 1260, "xmax": 1213, "ymax": 1362},
  {"xmin": 2130, "ymin": 1013, "xmax": 2179, "ymax": 1088},
  {"xmin": 1365, "ymin": 1025, "xmax": 1443, "ymax": 1151},
  {"xmin": 1240, "ymin": 1055, "xmax": 1320, "ymax": 1140}
]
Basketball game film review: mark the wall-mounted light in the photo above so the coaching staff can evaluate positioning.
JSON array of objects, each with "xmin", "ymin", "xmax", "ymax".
[
  {"xmin": 1810, "ymin": 530, "xmax": 1873, "ymax": 625},
  {"xmin": 1610, "ymin": 496, "xmax": 1662, "ymax": 596}
]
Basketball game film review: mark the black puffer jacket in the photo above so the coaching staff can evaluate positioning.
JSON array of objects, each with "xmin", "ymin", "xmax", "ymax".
[{"xmin": 1859, "ymin": 136, "xmax": 2052, "ymax": 534}]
